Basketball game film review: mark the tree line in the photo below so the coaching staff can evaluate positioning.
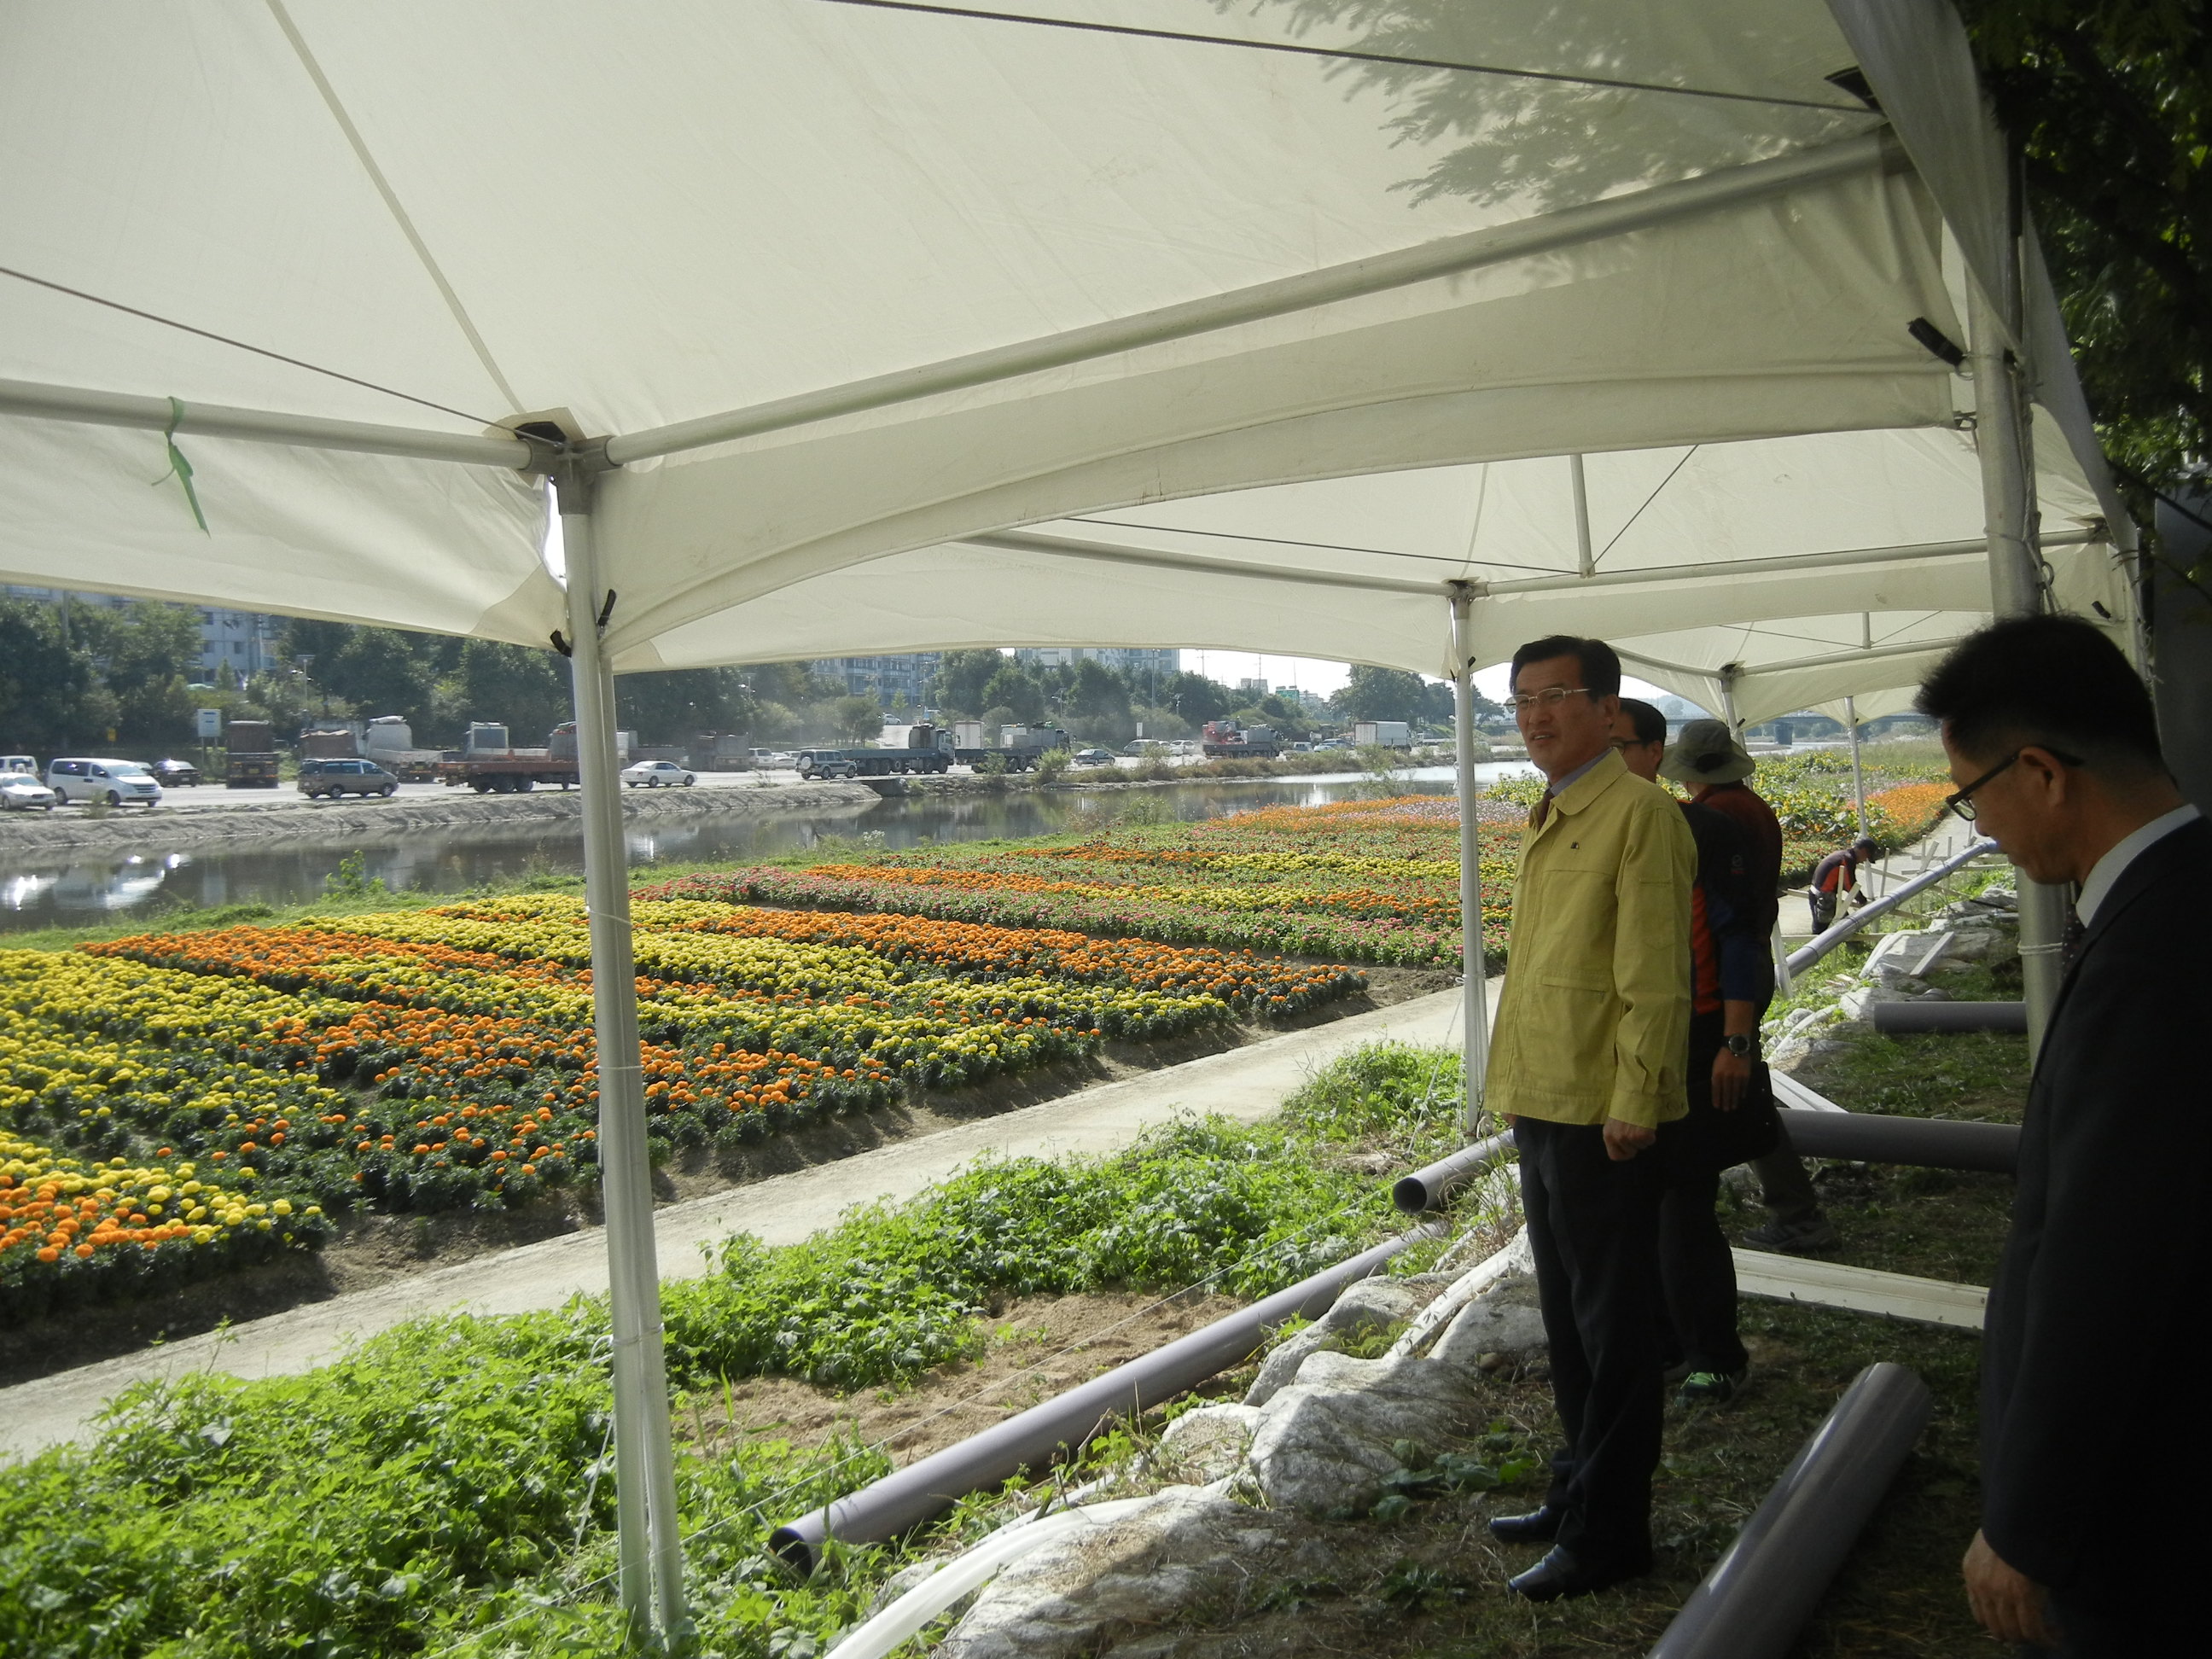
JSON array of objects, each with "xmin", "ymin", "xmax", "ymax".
[{"xmin": 0, "ymin": 597, "xmax": 1485, "ymax": 755}]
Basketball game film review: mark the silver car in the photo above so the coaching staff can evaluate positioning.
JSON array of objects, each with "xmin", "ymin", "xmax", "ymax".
[
  {"xmin": 45, "ymin": 758, "xmax": 162, "ymax": 808},
  {"xmin": 0, "ymin": 774, "xmax": 57, "ymax": 812}
]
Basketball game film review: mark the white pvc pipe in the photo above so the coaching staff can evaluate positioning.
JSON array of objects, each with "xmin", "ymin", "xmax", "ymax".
[
  {"xmin": 1844, "ymin": 695, "xmax": 1867, "ymax": 841},
  {"xmin": 1449, "ymin": 588, "xmax": 1489, "ymax": 1134},
  {"xmin": 826, "ymin": 1499, "xmax": 1153, "ymax": 1659},
  {"xmin": 560, "ymin": 479, "xmax": 689, "ymax": 1644},
  {"xmin": 607, "ymin": 135, "xmax": 1891, "ymax": 466},
  {"xmin": 1481, "ymin": 531, "xmax": 2095, "ymax": 597}
]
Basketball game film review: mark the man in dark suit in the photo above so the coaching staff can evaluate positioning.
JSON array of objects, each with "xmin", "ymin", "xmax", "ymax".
[{"xmin": 1918, "ymin": 615, "xmax": 2208, "ymax": 1655}]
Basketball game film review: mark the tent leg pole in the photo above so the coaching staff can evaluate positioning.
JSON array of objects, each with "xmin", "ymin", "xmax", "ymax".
[
  {"xmin": 1844, "ymin": 696, "xmax": 1867, "ymax": 843},
  {"xmin": 558, "ymin": 472, "xmax": 689, "ymax": 1648},
  {"xmin": 1967, "ymin": 281, "xmax": 2065, "ymax": 1061},
  {"xmin": 1447, "ymin": 585, "xmax": 1488, "ymax": 1135}
]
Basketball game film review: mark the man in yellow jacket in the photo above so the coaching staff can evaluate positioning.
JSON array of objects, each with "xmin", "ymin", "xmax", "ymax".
[{"xmin": 1483, "ymin": 634, "xmax": 1695, "ymax": 1602}]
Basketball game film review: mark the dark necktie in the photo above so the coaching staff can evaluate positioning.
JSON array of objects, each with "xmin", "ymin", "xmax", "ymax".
[{"xmin": 2061, "ymin": 910, "xmax": 2086, "ymax": 973}]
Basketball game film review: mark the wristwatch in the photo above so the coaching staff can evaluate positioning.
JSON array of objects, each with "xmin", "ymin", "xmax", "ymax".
[{"xmin": 1725, "ymin": 1033, "xmax": 1758, "ymax": 1059}]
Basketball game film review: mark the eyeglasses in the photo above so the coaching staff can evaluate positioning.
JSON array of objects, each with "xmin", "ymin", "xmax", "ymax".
[
  {"xmin": 1507, "ymin": 687, "xmax": 1592, "ymax": 713},
  {"xmin": 1944, "ymin": 746, "xmax": 2086, "ymax": 822}
]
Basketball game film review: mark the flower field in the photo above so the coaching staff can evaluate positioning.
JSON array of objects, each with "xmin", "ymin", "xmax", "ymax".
[
  {"xmin": 644, "ymin": 796, "xmax": 1520, "ymax": 968},
  {"xmin": 0, "ymin": 893, "xmax": 1365, "ymax": 1307}
]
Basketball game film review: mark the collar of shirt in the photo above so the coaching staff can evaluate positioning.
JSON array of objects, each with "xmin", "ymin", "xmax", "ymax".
[
  {"xmin": 2075, "ymin": 802, "xmax": 2201, "ymax": 924},
  {"xmin": 1544, "ymin": 747, "xmax": 1611, "ymax": 798}
]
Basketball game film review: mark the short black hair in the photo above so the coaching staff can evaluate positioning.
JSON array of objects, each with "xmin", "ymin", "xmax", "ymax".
[
  {"xmin": 1511, "ymin": 634, "xmax": 1622, "ymax": 700},
  {"xmin": 1916, "ymin": 614, "xmax": 2162, "ymax": 771},
  {"xmin": 1616, "ymin": 697, "xmax": 1666, "ymax": 747}
]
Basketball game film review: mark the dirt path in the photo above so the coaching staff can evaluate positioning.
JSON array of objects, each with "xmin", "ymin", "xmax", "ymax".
[{"xmin": 0, "ymin": 983, "xmax": 1482, "ymax": 1463}]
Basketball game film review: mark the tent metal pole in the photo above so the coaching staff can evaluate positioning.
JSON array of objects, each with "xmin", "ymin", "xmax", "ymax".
[
  {"xmin": 1718, "ymin": 670, "xmax": 1742, "ymax": 732},
  {"xmin": 1481, "ymin": 530, "xmax": 2097, "ymax": 597},
  {"xmin": 556, "ymin": 470, "xmax": 689, "ymax": 1646},
  {"xmin": 0, "ymin": 376, "xmax": 533, "ymax": 468},
  {"xmin": 1966, "ymin": 280, "xmax": 2066, "ymax": 1060},
  {"xmin": 1569, "ymin": 454, "xmax": 1595, "ymax": 578},
  {"xmin": 1447, "ymin": 585, "xmax": 1489, "ymax": 1134},
  {"xmin": 605, "ymin": 134, "xmax": 1895, "ymax": 466},
  {"xmin": 1844, "ymin": 696, "xmax": 1867, "ymax": 841}
]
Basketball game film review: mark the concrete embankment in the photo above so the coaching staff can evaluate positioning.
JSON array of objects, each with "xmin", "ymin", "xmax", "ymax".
[{"xmin": 0, "ymin": 779, "xmax": 881, "ymax": 854}]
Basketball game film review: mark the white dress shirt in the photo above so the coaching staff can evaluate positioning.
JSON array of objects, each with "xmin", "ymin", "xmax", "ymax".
[{"xmin": 2075, "ymin": 803, "xmax": 2202, "ymax": 925}]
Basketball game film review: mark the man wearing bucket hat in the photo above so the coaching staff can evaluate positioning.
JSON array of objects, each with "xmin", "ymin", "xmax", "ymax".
[{"xmin": 1660, "ymin": 719, "xmax": 1839, "ymax": 1254}]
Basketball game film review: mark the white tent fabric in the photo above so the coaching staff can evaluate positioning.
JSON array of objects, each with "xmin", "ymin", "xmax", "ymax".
[
  {"xmin": 0, "ymin": 0, "xmax": 2122, "ymax": 697},
  {"xmin": 628, "ymin": 416, "xmax": 2127, "ymax": 721}
]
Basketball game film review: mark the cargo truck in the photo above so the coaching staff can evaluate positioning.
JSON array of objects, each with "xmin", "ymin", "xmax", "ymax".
[
  {"xmin": 360, "ymin": 714, "xmax": 444, "ymax": 783},
  {"xmin": 1353, "ymin": 720, "xmax": 1412, "ymax": 749},
  {"xmin": 434, "ymin": 722, "xmax": 582, "ymax": 793},
  {"xmin": 796, "ymin": 722, "xmax": 953, "ymax": 779},
  {"xmin": 224, "ymin": 719, "xmax": 282, "ymax": 789},
  {"xmin": 1200, "ymin": 719, "xmax": 1282, "ymax": 759}
]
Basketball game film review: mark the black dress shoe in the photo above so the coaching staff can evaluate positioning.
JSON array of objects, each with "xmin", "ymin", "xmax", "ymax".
[
  {"xmin": 1507, "ymin": 1545, "xmax": 1650, "ymax": 1602},
  {"xmin": 1487, "ymin": 1505, "xmax": 1565, "ymax": 1543}
]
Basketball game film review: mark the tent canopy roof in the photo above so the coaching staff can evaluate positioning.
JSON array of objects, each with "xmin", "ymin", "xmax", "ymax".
[{"xmin": 0, "ymin": 0, "xmax": 2129, "ymax": 703}]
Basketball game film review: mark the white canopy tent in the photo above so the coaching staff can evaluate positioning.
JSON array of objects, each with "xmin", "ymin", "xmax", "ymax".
[{"xmin": 0, "ymin": 0, "xmax": 2124, "ymax": 1639}]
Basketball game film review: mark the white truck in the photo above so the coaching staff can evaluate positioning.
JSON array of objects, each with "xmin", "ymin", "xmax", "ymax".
[{"xmin": 1353, "ymin": 720, "xmax": 1413, "ymax": 749}]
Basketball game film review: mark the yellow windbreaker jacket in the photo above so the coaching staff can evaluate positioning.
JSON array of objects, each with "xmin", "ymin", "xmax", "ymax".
[{"xmin": 1487, "ymin": 748, "xmax": 1695, "ymax": 1129}]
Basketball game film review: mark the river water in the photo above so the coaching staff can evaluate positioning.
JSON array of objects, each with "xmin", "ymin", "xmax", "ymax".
[{"xmin": 0, "ymin": 764, "xmax": 1537, "ymax": 933}]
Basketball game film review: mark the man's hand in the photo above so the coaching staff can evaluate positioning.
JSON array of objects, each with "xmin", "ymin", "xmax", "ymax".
[
  {"xmin": 1963, "ymin": 1530, "xmax": 2055, "ymax": 1648},
  {"xmin": 1711, "ymin": 1047, "xmax": 1751, "ymax": 1113},
  {"xmin": 1602, "ymin": 1117, "xmax": 1655, "ymax": 1161}
]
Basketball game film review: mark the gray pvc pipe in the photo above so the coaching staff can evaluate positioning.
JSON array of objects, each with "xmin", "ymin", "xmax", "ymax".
[
  {"xmin": 1869, "ymin": 1000, "xmax": 2028, "ymax": 1034},
  {"xmin": 771, "ymin": 1230, "xmax": 1423, "ymax": 1571},
  {"xmin": 1394, "ymin": 1130, "xmax": 1516, "ymax": 1214},
  {"xmin": 1778, "ymin": 1109, "xmax": 2017, "ymax": 1174},
  {"xmin": 1648, "ymin": 1362, "xmax": 1931, "ymax": 1659}
]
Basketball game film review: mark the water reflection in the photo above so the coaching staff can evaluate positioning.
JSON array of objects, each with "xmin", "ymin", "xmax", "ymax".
[{"xmin": 0, "ymin": 765, "xmax": 1533, "ymax": 933}]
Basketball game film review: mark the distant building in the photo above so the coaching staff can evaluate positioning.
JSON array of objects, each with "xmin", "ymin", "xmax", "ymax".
[
  {"xmin": 809, "ymin": 653, "xmax": 943, "ymax": 708},
  {"xmin": 1014, "ymin": 646, "xmax": 1179, "ymax": 680},
  {"xmin": 1236, "ymin": 677, "xmax": 1268, "ymax": 699},
  {"xmin": 196, "ymin": 608, "xmax": 284, "ymax": 678}
]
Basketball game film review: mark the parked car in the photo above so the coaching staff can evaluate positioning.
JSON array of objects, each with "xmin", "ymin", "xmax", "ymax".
[
  {"xmin": 1, "ymin": 754, "xmax": 38, "ymax": 777},
  {"xmin": 148, "ymin": 757, "xmax": 203, "ymax": 786},
  {"xmin": 46, "ymin": 758, "xmax": 162, "ymax": 807},
  {"xmin": 620, "ymin": 760, "xmax": 696, "ymax": 789},
  {"xmin": 1071, "ymin": 748, "xmax": 1116, "ymax": 765},
  {"xmin": 0, "ymin": 775, "xmax": 57, "ymax": 812},
  {"xmin": 297, "ymin": 758, "xmax": 399, "ymax": 799}
]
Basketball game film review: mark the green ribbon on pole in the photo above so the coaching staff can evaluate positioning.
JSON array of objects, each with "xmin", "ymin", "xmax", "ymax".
[{"xmin": 150, "ymin": 396, "xmax": 209, "ymax": 534}]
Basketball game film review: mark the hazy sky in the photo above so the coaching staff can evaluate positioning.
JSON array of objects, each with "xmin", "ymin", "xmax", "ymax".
[{"xmin": 1183, "ymin": 649, "xmax": 1668, "ymax": 707}]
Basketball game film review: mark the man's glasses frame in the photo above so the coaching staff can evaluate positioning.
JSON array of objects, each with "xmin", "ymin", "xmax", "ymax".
[
  {"xmin": 1508, "ymin": 686, "xmax": 1594, "ymax": 713},
  {"xmin": 1944, "ymin": 746, "xmax": 2086, "ymax": 822}
]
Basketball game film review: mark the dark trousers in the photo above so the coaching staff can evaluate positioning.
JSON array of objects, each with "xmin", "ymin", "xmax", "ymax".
[
  {"xmin": 2030, "ymin": 1584, "xmax": 2191, "ymax": 1656},
  {"xmin": 1751, "ymin": 1131, "xmax": 1824, "ymax": 1225},
  {"xmin": 1808, "ymin": 889, "xmax": 1838, "ymax": 932},
  {"xmin": 1516, "ymin": 1115, "xmax": 1664, "ymax": 1568}
]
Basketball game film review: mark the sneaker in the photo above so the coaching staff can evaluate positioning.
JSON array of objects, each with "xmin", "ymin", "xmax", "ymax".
[
  {"xmin": 1677, "ymin": 1368, "xmax": 1746, "ymax": 1407},
  {"xmin": 1743, "ymin": 1215, "xmax": 1839, "ymax": 1254}
]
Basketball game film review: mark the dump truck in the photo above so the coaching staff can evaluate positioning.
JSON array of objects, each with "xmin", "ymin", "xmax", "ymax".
[
  {"xmin": 434, "ymin": 722, "xmax": 581, "ymax": 793},
  {"xmin": 1200, "ymin": 719, "xmax": 1282, "ymax": 759},
  {"xmin": 224, "ymin": 719, "xmax": 282, "ymax": 788},
  {"xmin": 298, "ymin": 722, "xmax": 361, "ymax": 760}
]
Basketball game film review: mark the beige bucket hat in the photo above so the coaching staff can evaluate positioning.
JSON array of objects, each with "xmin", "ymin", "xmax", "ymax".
[{"xmin": 1660, "ymin": 718, "xmax": 1756, "ymax": 785}]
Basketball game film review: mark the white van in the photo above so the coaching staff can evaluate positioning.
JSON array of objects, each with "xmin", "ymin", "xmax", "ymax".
[{"xmin": 46, "ymin": 758, "xmax": 163, "ymax": 807}]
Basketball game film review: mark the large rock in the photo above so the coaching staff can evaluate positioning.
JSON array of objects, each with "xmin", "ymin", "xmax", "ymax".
[
  {"xmin": 1244, "ymin": 1351, "xmax": 1478, "ymax": 1516},
  {"xmin": 1242, "ymin": 1276, "xmax": 1419, "ymax": 1407},
  {"xmin": 1429, "ymin": 1275, "xmax": 1548, "ymax": 1376},
  {"xmin": 1149, "ymin": 1404, "xmax": 1264, "ymax": 1488},
  {"xmin": 937, "ymin": 1488, "xmax": 1334, "ymax": 1659}
]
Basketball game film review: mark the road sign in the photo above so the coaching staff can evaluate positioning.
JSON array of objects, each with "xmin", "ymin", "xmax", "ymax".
[{"xmin": 196, "ymin": 707, "xmax": 222, "ymax": 740}]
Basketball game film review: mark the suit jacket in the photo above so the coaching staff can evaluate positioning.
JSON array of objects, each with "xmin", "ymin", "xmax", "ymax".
[{"xmin": 1981, "ymin": 817, "xmax": 2212, "ymax": 1590}]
